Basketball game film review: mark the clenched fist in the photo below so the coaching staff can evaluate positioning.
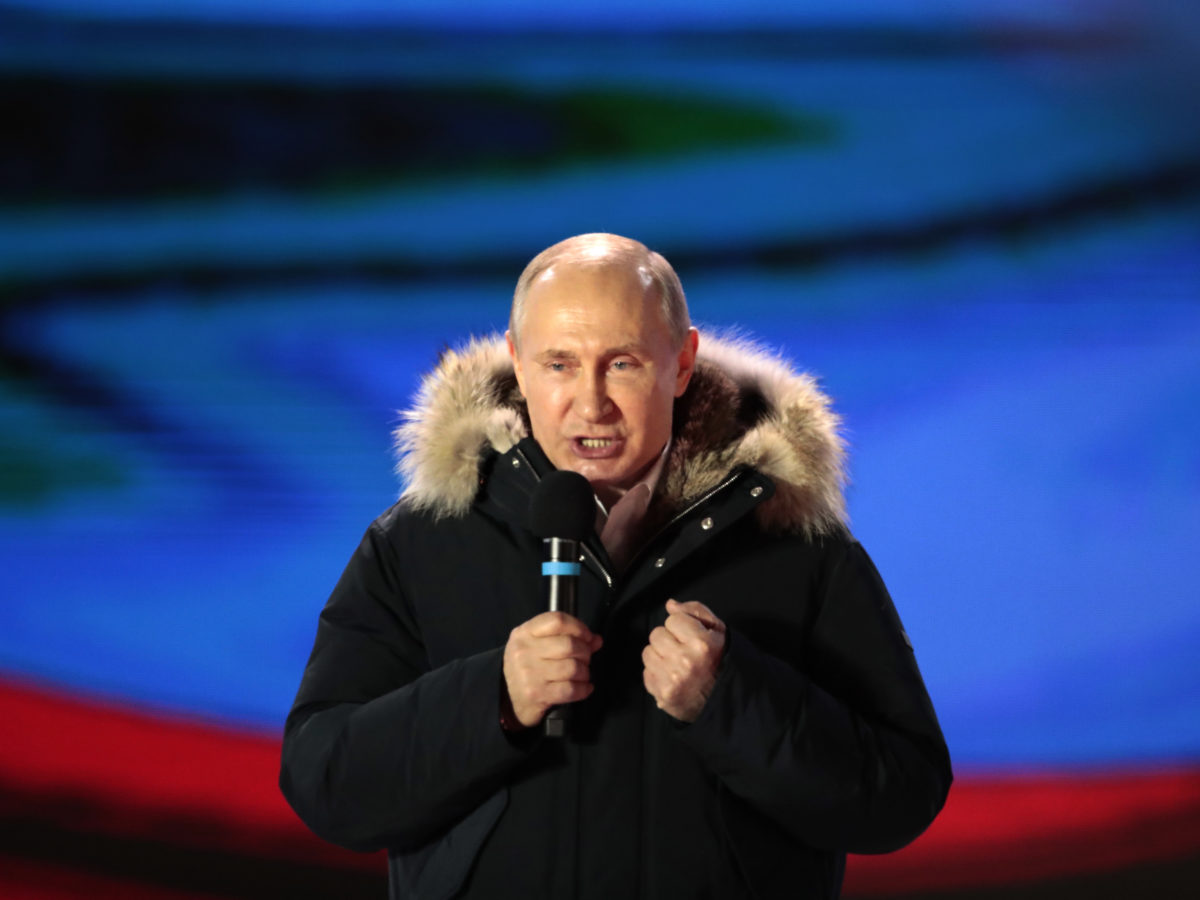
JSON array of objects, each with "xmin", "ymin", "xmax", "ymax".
[
  {"xmin": 503, "ymin": 611, "xmax": 603, "ymax": 729},
  {"xmin": 642, "ymin": 599, "xmax": 726, "ymax": 722}
]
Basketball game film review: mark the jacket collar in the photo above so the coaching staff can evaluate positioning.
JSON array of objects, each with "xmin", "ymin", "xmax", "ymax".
[{"xmin": 393, "ymin": 332, "xmax": 847, "ymax": 537}]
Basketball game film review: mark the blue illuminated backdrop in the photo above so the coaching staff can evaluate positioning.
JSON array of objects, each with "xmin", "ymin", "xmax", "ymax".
[{"xmin": 1, "ymin": 0, "xmax": 1198, "ymax": 896}]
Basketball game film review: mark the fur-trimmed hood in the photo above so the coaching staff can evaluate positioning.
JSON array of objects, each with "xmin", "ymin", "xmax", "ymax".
[{"xmin": 394, "ymin": 333, "xmax": 847, "ymax": 537}]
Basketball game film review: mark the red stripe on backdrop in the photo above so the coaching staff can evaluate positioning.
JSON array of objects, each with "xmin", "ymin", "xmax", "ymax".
[
  {"xmin": 2, "ymin": 676, "xmax": 1198, "ymax": 895},
  {"xmin": 0, "ymin": 674, "xmax": 380, "ymax": 873},
  {"xmin": 844, "ymin": 768, "xmax": 1200, "ymax": 895}
]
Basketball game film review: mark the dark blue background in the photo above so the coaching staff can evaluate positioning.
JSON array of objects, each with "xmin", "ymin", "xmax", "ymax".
[{"xmin": 1, "ymin": 0, "xmax": 1197, "ymax": 772}]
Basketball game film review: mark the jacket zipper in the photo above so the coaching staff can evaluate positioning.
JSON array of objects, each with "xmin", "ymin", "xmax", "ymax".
[
  {"xmin": 514, "ymin": 448, "xmax": 749, "ymax": 587},
  {"xmin": 581, "ymin": 542, "xmax": 614, "ymax": 590},
  {"xmin": 624, "ymin": 468, "xmax": 747, "ymax": 573}
]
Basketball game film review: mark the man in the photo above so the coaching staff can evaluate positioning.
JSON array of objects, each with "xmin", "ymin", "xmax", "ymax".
[{"xmin": 280, "ymin": 234, "xmax": 951, "ymax": 899}]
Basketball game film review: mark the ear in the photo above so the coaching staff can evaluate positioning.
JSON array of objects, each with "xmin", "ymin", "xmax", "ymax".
[
  {"xmin": 506, "ymin": 330, "xmax": 526, "ymax": 396},
  {"xmin": 673, "ymin": 328, "xmax": 699, "ymax": 397}
]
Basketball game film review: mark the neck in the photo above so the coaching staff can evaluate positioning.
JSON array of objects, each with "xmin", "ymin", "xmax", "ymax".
[{"xmin": 591, "ymin": 441, "xmax": 669, "ymax": 509}]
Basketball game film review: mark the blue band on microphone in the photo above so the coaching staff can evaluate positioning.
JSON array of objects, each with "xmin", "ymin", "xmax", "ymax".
[{"xmin": 542, "ymin": 561, "xmax": 581, "ymax": 577}]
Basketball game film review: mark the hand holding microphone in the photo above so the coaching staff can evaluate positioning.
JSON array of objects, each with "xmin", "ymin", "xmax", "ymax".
[
  {"xmin": 501, "ymin": 471, "xmax": 599, "ymax": 736},
  {"xmin": 502, "ymin": 611, "xmax": 602, "ymax": 731}
]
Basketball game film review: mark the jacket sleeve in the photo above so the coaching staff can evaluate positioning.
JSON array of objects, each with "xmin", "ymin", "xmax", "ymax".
[
  {"xmin": 278, "ymin": 518, "xmax": 535, "ymax": 853},
  {"xmin": 676, "ymin": 537, "xmax": 952, "ymax": 855}
]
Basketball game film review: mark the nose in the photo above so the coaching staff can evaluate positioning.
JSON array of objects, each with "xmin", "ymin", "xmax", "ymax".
[{"xmin": 575, "ymin": 369, "xmax": 614, "ymax": 421}]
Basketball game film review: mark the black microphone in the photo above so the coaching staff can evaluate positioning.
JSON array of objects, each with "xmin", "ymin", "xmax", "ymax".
[{"xmin": 528, "ymin": 470, "xmax": 595, "ymax": 738}]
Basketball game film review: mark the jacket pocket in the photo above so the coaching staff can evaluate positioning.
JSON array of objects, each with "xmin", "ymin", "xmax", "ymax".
[{"xmin": 388, "ymin": 788, "xmax": 508, "ymax": 900}]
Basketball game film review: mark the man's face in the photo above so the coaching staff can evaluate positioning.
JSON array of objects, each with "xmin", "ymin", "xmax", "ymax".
[{"xmin": 508, "ymin": 262, "xmax": 697, "ymax": 501}]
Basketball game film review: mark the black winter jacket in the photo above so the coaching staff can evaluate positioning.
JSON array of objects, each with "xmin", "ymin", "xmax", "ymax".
[{"xmin": 280, "ymin": 334, "xmax": 951, "ymax": 899}]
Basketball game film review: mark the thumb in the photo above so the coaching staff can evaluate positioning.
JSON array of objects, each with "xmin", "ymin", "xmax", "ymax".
[{"xmin": 666, "ymin": 599, "xmax": 725, "ymax": 633}]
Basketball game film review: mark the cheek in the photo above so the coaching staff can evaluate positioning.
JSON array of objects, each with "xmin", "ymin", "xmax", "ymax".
[
  {"xmin": 647, "ymin": 380, "xmax": 678, "ymax": 424},
  {"xmin": 525, "ymin": 384, "xmax": 569, "ymax": 427},
  {"xmin": 617, "ymin": 387, "xmax": 671, "ymax": 436}
]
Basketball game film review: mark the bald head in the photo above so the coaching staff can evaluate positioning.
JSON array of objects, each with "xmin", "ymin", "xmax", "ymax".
[{"xmin": 509, "ymin": 233, "xmax": 691, "ymax": 351}]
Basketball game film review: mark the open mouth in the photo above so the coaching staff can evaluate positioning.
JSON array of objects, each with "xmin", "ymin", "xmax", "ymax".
[{"xmin": 573, "ymin": 437, "xmax": 622, "ymax": 458}]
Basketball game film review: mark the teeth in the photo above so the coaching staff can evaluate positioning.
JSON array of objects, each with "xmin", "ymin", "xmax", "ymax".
[{"xmin": 580, "ymin": 439, "xmax": 613, "ymax": 448}]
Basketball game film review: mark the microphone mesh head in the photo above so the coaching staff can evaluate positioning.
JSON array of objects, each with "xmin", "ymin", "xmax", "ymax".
[{"xmin": 528, "ymin": 470, "xmax": 595, "ymax": 540}]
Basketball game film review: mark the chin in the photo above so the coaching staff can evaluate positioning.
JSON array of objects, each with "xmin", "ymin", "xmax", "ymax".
[
  {"xmin": 590, "ymin": 466, "xmax": 644, "ymax": 493},
  {"xmin": 570, "ymin": 461, "xmax": 626, "ymax": 487}
]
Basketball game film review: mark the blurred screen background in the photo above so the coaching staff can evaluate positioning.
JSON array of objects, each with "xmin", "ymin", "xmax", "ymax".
[{"xmin": 1, "ymin": 1, "xmax": 1198, "ymax": 897}]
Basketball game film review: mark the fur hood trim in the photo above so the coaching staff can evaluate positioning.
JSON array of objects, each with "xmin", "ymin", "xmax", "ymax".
[{"xmin": 394, "ymin": 332, "xmax": 847, "ymax": 537}]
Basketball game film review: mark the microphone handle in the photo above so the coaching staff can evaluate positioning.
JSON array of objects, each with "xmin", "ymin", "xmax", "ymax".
[{"xmin": 543, "ymin": 538, "xmax": 579, "ymax": 738}]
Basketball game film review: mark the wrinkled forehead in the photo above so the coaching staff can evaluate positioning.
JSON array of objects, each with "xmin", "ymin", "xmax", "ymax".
[{"xmin": 522, "ymin": 260, "xmax": 666, "ymax": 342}]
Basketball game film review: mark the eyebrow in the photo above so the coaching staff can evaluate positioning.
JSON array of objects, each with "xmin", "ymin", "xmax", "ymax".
[{"xmin": 534, "ymin": 344, "xmax": 645, "ymax": 363}]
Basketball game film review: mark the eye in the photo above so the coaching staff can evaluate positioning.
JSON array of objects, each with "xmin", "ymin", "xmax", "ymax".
[{"xmin": 610, "ymin": 358, "xmax": 637, "ymax": 372}]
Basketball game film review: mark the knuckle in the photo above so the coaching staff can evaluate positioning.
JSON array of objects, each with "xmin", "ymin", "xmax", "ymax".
[{"xmin": 554, "ymin": 683, "xmax": 578, "ymax": 704}]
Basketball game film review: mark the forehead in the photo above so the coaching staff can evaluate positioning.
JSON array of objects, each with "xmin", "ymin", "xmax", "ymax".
[{"xmin": 521, "ymin": 261, "xmax": 668, "ymax": 347}]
